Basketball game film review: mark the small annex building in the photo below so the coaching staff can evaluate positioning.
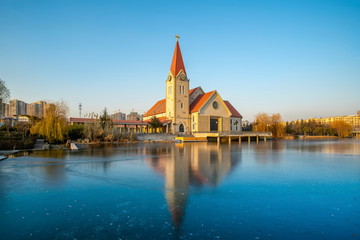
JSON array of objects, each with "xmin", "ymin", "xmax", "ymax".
[{"xmin": 143, "ymin": 36, "xmax": 243, "ymax": 135}]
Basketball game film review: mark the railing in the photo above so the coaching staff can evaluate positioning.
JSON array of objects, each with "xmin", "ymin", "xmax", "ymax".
[{"xmin": 192, "ymin": 131, "xmax": 272, "ymax": 136}]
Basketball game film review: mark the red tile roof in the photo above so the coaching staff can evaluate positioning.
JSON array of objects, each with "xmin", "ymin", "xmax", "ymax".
[
  {"xmin": 113, "ymin": 120, "xmax": 148, "ymax": 125},
  {"xmin": 189, "ymin": 87, "xmax": 200, "ymax": 97},
  {"xmin": 190, "ymin": 91, "xmax": 216, "ymax": 113},
  {"xmin": 143, "ymin": 99, "xmax": 166, "ymax": 117},
  {"xmin": 144, "ymin": 116, "xmax": 172, "ymax": 125},
  {"xmin": 145, "ymin": 88, "xmax": 201, "ymax": 117},
  {"xmin": 70, "ymin": 118, "xmax": 97, "ymax": 123},
  {"xmin": 69, "ymin": 118, "xmax": 148, "ymax": 125},
  {"xmin": 224, "ymin": 101, "xmax": 243, "ymax": 118},
  {"xmin": 170, "ymin": 41, "xmax": 186, "ymax": 76}
]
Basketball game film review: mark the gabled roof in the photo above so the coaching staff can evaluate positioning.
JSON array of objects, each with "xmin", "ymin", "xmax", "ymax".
[
  {"xmin": 190, "ymin": 91, "xmax": 216, "ymax": 113},
  {"xmin": 143, "ymin": 99, "xmax": 166, "ymax": 117},
  {"xmin": 170, "ymin": 40, "xmax": 186, "ymax": 76},
  {"xmin": 224, "ymin": 101, "xmax": 243, "ymax": 118},
  {"xmin": 145, "ymin": 88, "xmax": 202, "ymax": 117},
  {"xmin": 189, "ymin": 87, "xmax": 199, "ymax": 97},
  {"xmin": 189, "ymin": 87, "xmax": 203, "ymax": 97}
]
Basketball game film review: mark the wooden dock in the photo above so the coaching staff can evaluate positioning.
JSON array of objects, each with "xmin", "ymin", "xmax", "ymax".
[{"xmin": 176, "ymin": 131, "xmax": 272, "ymax": 143}]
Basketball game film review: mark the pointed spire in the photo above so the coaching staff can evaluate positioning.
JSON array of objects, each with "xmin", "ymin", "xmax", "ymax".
[{"xmin": 170, "ymin": 35, "xmax": 186, "ymax": 76}]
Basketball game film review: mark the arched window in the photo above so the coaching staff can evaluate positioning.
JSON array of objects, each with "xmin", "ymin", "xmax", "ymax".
[{"xmin": 179, "ymin": 123, "xmax": 184, "ymax": 132}]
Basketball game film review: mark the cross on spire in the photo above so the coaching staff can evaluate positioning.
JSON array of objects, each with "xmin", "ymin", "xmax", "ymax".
[{"xmin": 170, "ymin": 36, "xmax": 186, "ymax": 76}]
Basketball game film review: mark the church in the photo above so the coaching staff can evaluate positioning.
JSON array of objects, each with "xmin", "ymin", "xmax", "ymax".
[{"xmin": 143, "ymin": 36, "xmax": 243, "ymax": 135}]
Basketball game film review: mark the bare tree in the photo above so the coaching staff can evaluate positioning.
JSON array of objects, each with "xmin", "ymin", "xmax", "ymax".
[{"xmin": 0, "ymin": 78, "xmax": 10, "ymax": 101}]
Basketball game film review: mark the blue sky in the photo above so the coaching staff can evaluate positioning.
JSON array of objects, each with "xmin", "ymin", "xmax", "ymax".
[{"xmin": 1, "ymin": 0, "xmax": 359, "ymax": 121}]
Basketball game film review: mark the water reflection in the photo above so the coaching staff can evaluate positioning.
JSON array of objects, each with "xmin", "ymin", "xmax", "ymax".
[
  {"xmin": 289, "ymin": 139, "xmax": 360, "ymax": 155},
  {"xmin": 1, "ymin": 141, "xmax": 360, "ymax": 239},
  {"xmin": 146, "ymin": 143, "xmax": 241, "ymax": 227},
  {"xmin": 252, "ymin": 141, "xmax": 285, "ymax": 164}
]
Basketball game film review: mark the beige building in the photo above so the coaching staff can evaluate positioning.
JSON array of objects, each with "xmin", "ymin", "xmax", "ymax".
[
  {"xmin": 111, "ymin": 111, "xmax": 126, "ymax": 120},
  {"xmin": 9, "ymin": 99, "xmax": 27, "ymax": 117},
  {"xmin": 27, "ymin": 101, "xmax": 43, "ymax": 118},
  {"xmin": 143, "ymin": 37, "xmax": 243, "ymax": 135},
  {"xmin": 1, "ymin": 103, "xmax": 9, "ymax": 118},
  {"xmin": 8, "ymin": 99, "xmax": 50, "ymax": 118},
  {"xmin": 126, "ymin": 111, "xmax": 141, "ymax": 121},
  {"xmin": 294, "ymin": 112, "xmax": 360, "ymax": 129}
]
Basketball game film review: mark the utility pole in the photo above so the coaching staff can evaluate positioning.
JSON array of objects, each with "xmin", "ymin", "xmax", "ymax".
[{"xmin": 79, "ymin": 103, "xmax": 82, "ymax": 118}]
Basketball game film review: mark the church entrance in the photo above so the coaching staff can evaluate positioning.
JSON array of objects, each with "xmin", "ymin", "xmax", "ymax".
[
  {"xmin": 210, "ymin": 118, "xmax": 218, "ymax": 131},
  {"xmin": 179, "ymin": 123, "xmax": 184, "ymax": 133}
]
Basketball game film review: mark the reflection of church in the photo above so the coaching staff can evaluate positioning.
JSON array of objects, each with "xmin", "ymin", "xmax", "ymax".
[
  {"xmin": 146, "ymin": 143, "xmax": 240, "ymax": 227},
  {"xmin": 143, "ymin": 36, "xmax": 243, "ymax": 135}
]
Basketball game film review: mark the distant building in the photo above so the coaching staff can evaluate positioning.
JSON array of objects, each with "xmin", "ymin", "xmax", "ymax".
[
  {"xmin": 111, "ymin": 111, "xmax": 126, "ymax": 120},
  {"xmin": 2, "ymin": 103, "xmax": 9, "ymax": 118},
  {"xmin": 9, "ymin": 99, "xmax": 27, "ymax": 117},
  {"xmin": 18, "ymin": 115, "xmax": 30, "ymax": 124},
  {"xmin": 292, "ymin": 113, "xmax": 360, "ymax": 130},
  {"xmin": 127, "ymin": 111, "xmax": 141, "ymax": 121},
  {"xmin": 27, "ymin": 102, "xmax": 43, "ymax": 118},
  {"xmin": 8, "ymin": 99, "xmax": 50, "ymax": 118}
]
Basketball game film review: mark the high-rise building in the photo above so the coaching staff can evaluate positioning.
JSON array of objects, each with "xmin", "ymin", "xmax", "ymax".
[
  {"xmin": 9, "ymin": 99, "xmax": 27, "ymax": 117},
  {"xmin": 27, "ymin": 102, "xmax": 43, "ymax": 118},
  {"xmin": 7, "ymin": 99, "xmax": 49, "ymax": 118},
  {"xmin": 2, "ymin": 103, "xmax": 9, "ymax": 118}
]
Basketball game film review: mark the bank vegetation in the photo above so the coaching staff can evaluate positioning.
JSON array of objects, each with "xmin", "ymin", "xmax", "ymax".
[
  {"xmin": 253, "ymin": 113, "xmax": 353, "ymax": 139},
  {"xmin": 1, "ymin": 103, "xmax": 137, "ymax": 150}
]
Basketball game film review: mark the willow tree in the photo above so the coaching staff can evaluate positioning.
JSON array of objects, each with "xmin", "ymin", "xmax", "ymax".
[
  {"xmin": 30, "ymin": 101, "xmax": 68, "ymax": 143},
  {"xmin": 254, "ymin": 113, "xmax": 271, "ymax": 132},
  {"xmin": 254, "ymin": 112, "xmax": 285, "ymax": 138},
  {"xmin": 271, "ymin": 113, "xmax": 285, "ymax": 138}
]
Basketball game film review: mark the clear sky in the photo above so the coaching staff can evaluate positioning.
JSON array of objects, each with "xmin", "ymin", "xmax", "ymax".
[{"xmin": 1, "ymin": 0, "xmax": 359, "ymax": 121}]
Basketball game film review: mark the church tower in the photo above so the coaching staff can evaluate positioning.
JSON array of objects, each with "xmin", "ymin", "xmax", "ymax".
[{"xmin": 166, "ymin": 35, "xmax": 190, "ymax": 135}]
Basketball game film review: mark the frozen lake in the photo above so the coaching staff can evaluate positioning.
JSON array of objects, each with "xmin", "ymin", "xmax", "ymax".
[{"xmin": 0, "ymin": 140, "xmax": 359, "ymax": 239}]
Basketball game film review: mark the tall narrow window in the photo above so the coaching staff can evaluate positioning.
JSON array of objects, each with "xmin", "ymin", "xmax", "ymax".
[
  {"xmin": 182, "ymin": 86, "xmax": 185, "ymax": 94},
  {"xmin": 181, "ymin": 103, "xmax": 183, "ymax": 109},
  {"xmin": 179, "ymin": 86, "xmax": 181, "ymax": 94}
]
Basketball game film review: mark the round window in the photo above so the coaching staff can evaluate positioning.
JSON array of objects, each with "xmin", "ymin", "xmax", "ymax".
[{"xmin": 213, "ymin": 101, "xmax": 218, "ymax": 109}]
